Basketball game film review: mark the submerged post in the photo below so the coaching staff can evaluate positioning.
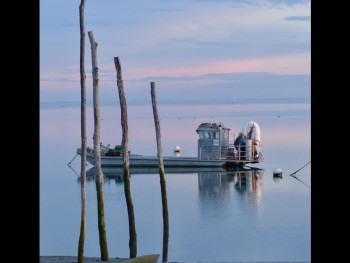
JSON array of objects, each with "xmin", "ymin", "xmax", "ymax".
[
  {"xmin": 150, "ymin": 82, "xmax": 169, "ymax": 262},
  {"xmin": 78, "ymin": 1, "xmax": 87, "ymax": 262},
  {"xmin": 114, "ymin": 57, "xmax": 137, "ymax": 258},
  {"xmin": 88, "ymin": 31, "xmax": 109, "ymax": 261}
]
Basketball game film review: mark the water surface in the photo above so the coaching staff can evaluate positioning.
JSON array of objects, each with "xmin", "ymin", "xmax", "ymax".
[{"xmin": 40, "ymin": 101, "xmax": 310, "ymax": 262}]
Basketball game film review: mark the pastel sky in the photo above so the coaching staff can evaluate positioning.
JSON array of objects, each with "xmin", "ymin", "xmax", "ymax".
[{"xmin": 40, "ymin": 0, "xmax": 310, "ymax": 103}]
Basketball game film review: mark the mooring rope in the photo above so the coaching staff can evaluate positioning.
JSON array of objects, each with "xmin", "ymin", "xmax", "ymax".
[
  {"xmin": 67, "ymin": 153, "xmax": 79, "ymax": 167},
  {"xmin": 289, "ymin": 161, "xmax": 311, "ymax": 189},
  {"xmin": 290, "ymin": 161, "xmax": 311, "ymax": 176}
]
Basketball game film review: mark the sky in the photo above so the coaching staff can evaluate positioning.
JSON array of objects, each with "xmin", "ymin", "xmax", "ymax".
[{"xmin": 40, "ymin": 0, "xmax": 311, "ymax": 104}]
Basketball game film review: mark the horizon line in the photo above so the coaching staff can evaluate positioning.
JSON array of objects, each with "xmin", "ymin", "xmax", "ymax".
[{"xmin": 40, "ymin": 97, "xmax": 311, "ymax": 109}]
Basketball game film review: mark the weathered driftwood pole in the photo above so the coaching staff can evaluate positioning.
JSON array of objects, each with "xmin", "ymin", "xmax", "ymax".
[
  {"xmin": 114, "ymin": 57, "xmax": 137, "ymax": 258},
  {"xmin": 89, "ymin": 31, "xmax": 109, "ymax": 261},
  {"xmin": 150, "ymin": 82, "xmax": 169, "ymax": 262},
  {"xmin": 162, "ymin": 225, "xmax": 169, "ymax": 262},
  {"xmin": 78, "ymin": 1, "xmax": 87, "ymax": 262}
]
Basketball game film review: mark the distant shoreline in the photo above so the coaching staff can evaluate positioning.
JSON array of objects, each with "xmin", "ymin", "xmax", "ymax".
[{"xmin": 40, "ymin": 98, "xmax": 311, "ymax": 109}]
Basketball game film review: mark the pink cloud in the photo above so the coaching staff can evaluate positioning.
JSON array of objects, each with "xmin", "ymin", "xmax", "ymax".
[
  {"xmin": 40, "ymin": 52, "xmax": 310, "ymax": 92},
  {"xmin": 128, "ymin": 52, "xmax": 310, "ymax": 79},
  {"xmin": 129, "ymin": 58, "xmax": 264, "ymax": 79}
]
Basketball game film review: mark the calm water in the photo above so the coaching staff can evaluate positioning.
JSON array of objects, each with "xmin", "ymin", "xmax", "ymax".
[{"xmin": 40, "ymin": 101, "xmax": 311, "ymax": 262}]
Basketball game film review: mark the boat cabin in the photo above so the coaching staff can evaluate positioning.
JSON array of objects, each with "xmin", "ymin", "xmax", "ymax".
[
  {"xmin": 196, "ymin": 122, "xmax": 231, "ymax": 160},
  {"xmin": 196, "ymin": 121, "xmax": 264, "ymax": 163}
]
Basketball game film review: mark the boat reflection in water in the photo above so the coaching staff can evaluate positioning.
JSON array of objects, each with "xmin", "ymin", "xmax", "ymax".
[
  {"xmin": 198, "ymin": 167, "xmax": 263, "ymax": 195},
  {"xmin": 233, "ymin": 167, "xmax": 264, "ymax": 197},
  {"xmin": 197, "ymin": 167, "xmax": 264, "ymax": 215},
  {"xmin": 79, "ymin": 166, "xmax": 230, "ymax": 183},
  {"xmin": 80, "ymin": 166, "xmax": 264, "ymax": 195},
  {"xmin": 80, "ymin": 166, "xmax": 264, "ymax": 204}
]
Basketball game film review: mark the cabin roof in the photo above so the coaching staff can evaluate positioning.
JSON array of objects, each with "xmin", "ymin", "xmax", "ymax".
[{"xmin": 196, "ymin": 122, "xmax": 230, "ymax": 132}]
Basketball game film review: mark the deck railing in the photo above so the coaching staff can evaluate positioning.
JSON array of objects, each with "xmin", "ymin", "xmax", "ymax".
[{"xmin": 198, "ymin": 144, "xmax": 264, "ymax": 162}]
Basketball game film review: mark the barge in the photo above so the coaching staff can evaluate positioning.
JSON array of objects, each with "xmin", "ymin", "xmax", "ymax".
[{"xmin": 76, "ymin": 120, "xmax": 264, "ymax": 168}]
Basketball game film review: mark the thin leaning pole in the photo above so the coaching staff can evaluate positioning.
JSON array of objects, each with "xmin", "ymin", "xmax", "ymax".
[
  {"xmin": 150, "ymin": 82, "xmax": 169, "ymax": 262},
  {"xmin": 88, "ymin": 31, "xmax": 109, "ymax": 261},
  {"xmin": 114, "ymin": 57, "xmax": 137, "ymax": 258},
  {"xmin": 77, "ymin": 0, "xmax": 87, "ymax": 262}
]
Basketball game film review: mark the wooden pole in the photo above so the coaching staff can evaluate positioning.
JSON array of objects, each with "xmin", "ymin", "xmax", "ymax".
[
  {"xmin": 114, "ymin": 57, "xmax": 137, "ymax": 258},
  {"xmin": 78, "ymin": 1, "xmax": 87, "ymax": 262},
  {"xmin": 88, "ymin": 31, "xmax": 109, "ymax": 261},
  {"xmin": 150, "ymin": 82, "xmax": 169, "ymax": 262},
  {"xmin": 162, "ymin": 226, "xmax": 169, "ymax": 263}
]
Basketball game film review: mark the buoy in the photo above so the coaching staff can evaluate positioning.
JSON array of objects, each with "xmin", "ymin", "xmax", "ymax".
[
  {"xmin": 174, "ymin": 145, "xmax": 180, "ymax": 152},
  {"xmin": 273, "ymin": 167, "xmax": 283, "ymax": 178}
]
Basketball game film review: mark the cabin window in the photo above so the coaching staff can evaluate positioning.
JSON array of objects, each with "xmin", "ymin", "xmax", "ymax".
[
  {"xmin": 198, "ymin": 131, "xmax": 204, "ymax": 139},
  {"xmin": 222, "ymin": 131, "xmax": 228, "ymax": 139},
  {"xmin": 204, "ymin": 131, "xmax": 211, "ymax": 139},
  {"xmin": 214, "ymin": 132, "xmax": 219, "ymax": 139}
]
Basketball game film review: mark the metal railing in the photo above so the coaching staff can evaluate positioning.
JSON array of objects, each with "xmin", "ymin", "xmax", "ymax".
[{"xmin": 198, "ymin": 144, "xmax": 264, "ymax": 162}]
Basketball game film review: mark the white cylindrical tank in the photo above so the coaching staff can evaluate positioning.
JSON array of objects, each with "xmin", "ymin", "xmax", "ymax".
[
  {"xmin": 245, "ymin": 139, "xmax": 252, "ymax": 160},
  {"xmin": 242, "ymin": 120, "xmax": 261, "ymax": 145}
]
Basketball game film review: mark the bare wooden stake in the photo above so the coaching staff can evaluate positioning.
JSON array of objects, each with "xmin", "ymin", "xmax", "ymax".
[
  {"xmin": 150, "ymin": 82, "xmax": 169, "ymax": 262},
  {"xmin": 78, "ymin": 1, "xmax": 87, "ymax": 262},
  {"xmin": 89, "ymin": 31, "xmax": 109, "ymax": 261},
  {"xmin": 114, "ymin": 57, "xmax": 137, "ymax": 258}
]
